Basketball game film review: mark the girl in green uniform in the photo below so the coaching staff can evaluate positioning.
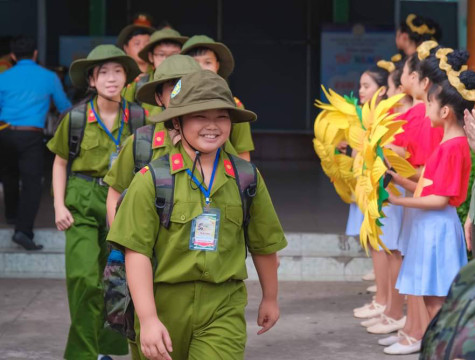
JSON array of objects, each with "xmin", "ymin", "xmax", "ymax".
[
  {"xmin": 107, "ymin": 70, "xmax": 287, "ymax": 360},
  {"xmin": 47, "ymin": 45, "xmax": 145, "ymax": 360}
]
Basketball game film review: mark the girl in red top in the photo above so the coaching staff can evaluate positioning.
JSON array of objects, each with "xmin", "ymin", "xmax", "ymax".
[{"xmin": 386, "ymin": 69, "xmax": 474, "ymax": 355}]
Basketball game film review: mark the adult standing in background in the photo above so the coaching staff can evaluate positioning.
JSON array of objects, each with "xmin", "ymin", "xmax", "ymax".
[{"xmin": 0, "ymin": 35, "xmax": 71, "ymax": 250}]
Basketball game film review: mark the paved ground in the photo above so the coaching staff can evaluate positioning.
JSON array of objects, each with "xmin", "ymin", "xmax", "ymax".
[{"xmin": 0, "ymin": 279, "xmax": 418, "ymax": 360}]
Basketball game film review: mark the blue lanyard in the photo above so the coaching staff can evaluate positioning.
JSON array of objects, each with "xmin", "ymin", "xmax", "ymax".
[
  {"xmin": 185, "ymin": 148, "xmax": 221, "ymax": 205},
  {"xmin": 89, "ymin": 100, "xmax": 126, "ymax": 150}
]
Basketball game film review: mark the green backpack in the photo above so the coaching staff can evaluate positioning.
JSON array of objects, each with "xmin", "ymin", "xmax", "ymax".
[{"xmin": 420, "ymin": 260, "xmax": 475, "ymax": 359}]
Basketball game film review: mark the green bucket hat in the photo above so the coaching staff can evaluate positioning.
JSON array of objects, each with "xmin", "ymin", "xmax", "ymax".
[
  {"xmin": 69, "ymin": 45, "xmax": 141, "ymax": 89},
  {"xmin": 138, "ymin": 29, "xmax": 189, "ymax": 64},
  {"xmin": 181, "ymin": 35, "xmax": 235, "ymax": 79},
  {"xmin": 136, "ymin": 54, "xmax": 201, "ymax": 106},
  {"xmin": 151, "ymin": 70, "xmax": 256, "ymax": 124},
  {"xmin": 117, "ymin": 24, "xmax": 155, "ymax": 49}
]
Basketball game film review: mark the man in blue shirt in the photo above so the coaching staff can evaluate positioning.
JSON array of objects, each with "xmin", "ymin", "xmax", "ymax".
[{"xmin": 0, "ymin": 35, "xmax": 71, "ymax": 250}]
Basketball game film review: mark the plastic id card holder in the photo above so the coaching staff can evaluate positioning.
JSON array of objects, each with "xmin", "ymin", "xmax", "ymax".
[
  {"xmin": 109, "ymin": 151, "xmax": 119, "ymax": 169},
  {"xmin": 189, "ymin": 208, "xmax": 221, "ymax": 251}
]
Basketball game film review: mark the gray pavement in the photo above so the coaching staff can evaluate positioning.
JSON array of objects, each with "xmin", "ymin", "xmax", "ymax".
[{"xmin": 0, "ymin": 279, "xmax": 418, "ymax": 360}]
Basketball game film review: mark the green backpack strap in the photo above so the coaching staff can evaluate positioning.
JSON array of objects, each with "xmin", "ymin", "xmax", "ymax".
[
  {"xmin": 226, "ymin": 153, "xmax": 258, "ymax": 254},
  {"xmin": 149, "ymin": 155, "xmax": 175, "ymax": 229},
  {"xmin": 132, "ymin": 124, "xmax": 154, "ymax": 173},
  {"xmin": 128, "ymin": 102, "xmax": 146, "ymax": 134},
  {"xmin": 67, "ymin": 103, "xmax": 88, "ymax": 174}
]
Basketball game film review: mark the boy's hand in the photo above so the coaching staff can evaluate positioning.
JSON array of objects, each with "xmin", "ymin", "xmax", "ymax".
[
  {"xmin": 140, "ymin": 317, "xmax": 173, "ymax": 360},
  {"xmin": 257, "ymin": 298, "xmax": 280, "ymax": 335},
  {"xmin": 54, "ymin": 205, "xmax": 74, "ymax": 231},
  {"xmin": 464, "ymin": 216, "xmax": 472, "ymax": 252}
]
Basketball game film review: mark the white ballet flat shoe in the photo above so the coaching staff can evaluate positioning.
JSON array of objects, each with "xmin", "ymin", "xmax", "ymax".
[
  {"xmin": 354, "ymin": 301, "xmax": 386, "ymax": 319},
  {"xmin": 360, "ymin": 315, "xmax": 382, "ymax": 328},
  {"xmin": 362, "ymin": 270, "xmax": 375, "ymax": 281},
  {"xmin": 353, "ymin": 302, "xmax": 371, "ymax": 313},
  {"xmin": 378, "ymin": 333, "xmax": 402, "ymax": 346},
  {"xmin": 383, "ymin": 332, "xmax": 421, "ymax": 355},
  {"xmin": 366, "ymin": 284, "xmax": 377, "ymax": 293},
  {"xmin": 367, "ymin": 315, "xmax": 406, "ymax": 334}
]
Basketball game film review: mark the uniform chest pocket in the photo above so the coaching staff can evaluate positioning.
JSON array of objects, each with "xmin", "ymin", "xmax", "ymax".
[
  {"xmin": 219, "ymin": 205, "xmax": 244, "ymax": 252},
  {"xmin": 168, "ymin": 202, "xmax": 203, "ymax": 251},
  {"xmin": 225, "ymin": 205, "xmax": 243, "ymax": 227},
  {"xmin": 80, "ymin": 136, "xmax": 100, "ymax": 151}
]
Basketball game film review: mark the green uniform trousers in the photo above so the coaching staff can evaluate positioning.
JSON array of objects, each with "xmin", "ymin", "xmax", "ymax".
[
  {"xmin": 134, "ymin": 280, "xmax": 248, "ymax": 360},
  {"xmin": 64, "ymin": 176, "xmax": 128, "ymax": 359}
]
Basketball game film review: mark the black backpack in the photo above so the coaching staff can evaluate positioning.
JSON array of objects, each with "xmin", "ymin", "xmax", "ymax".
[
  {"xmin": 104, "ymin": 152, "xmax": 258, "ymax": 340},
  {"xmin": 68, "ymin": 101, "xmax": 146, "ymax": 168}
]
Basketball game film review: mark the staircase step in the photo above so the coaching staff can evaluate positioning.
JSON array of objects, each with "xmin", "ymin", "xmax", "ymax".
[
  {"xmin": 0, "ymin": 229, "xmax": 65, "ymax": 250},
  {"xmin": 0, "ymin": 229, "xmax": 372, "ymax": 281}
]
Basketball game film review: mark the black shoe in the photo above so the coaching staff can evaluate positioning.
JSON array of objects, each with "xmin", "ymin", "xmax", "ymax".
[{"xmin": 12, "ymin": 231, "xmax": 43, "ymax": 251}]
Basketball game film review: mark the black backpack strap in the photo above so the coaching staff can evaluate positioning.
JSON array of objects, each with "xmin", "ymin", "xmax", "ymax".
[
  {"xmin": 132, "ymin": 124, "xmax": 154, "ymax": 173},
  {"xmin": 149, "ymin": 155, "xmax": 175, "ymax": 229},
  {"xmin": 67, "ymin": 103, "xmax": 88, "ymax": 175},
  {"xmin": 128, "ymin": 102, "xmax": 146, "ymax": 134},
  {"xmin": 226, "ymin": 153, "xmax": 258, "ymax": 255}
]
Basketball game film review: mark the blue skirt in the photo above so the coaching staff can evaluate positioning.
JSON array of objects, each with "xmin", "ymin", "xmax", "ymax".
[
  {"xmin": 346, "ymin": 203, "xmax": 363, "ymax": 236},
  {"xmin": 398, "ymin": 191, "xmax": 415, "ymax": 255},
  {"xmin": 379, "ymin": 202, "xmax": 403, "ymax": 251},
  {"xmin": 396, "ymin": 206, "xmax": 467, "ymax": 297}
]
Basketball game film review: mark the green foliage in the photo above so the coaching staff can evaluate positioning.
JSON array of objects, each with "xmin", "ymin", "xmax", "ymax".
[{"xmin": 457, "ymin": 150, "xmax": 475, "ymax": 223}]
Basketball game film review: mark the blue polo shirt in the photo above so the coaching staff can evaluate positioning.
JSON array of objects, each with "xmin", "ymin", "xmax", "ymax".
[{"xmin": 0, "ymin": 59, "xmax": 71, "ymax": 128}]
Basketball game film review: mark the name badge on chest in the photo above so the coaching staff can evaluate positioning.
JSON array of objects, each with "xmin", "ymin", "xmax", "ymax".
[{"xmin": 189, "ymin": 207, "xmax": 221, "ymax": 251}]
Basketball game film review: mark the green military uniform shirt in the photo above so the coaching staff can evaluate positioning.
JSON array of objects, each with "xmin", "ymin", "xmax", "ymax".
[
  {"xmin": 231, "ymin": 97, "xmax": 254, "ymax": 154},
  {"xmin": 107, "ymin": 142, "xmax": 286, "ymax": 284},
  {"xmin": 47, "ymin": 96, "xmax": 143, "ymax": 177},
  {"xmin": 103, "ymin": 122, "xmax": 169, "ymax": 193},
  {"xmin": 122, "ymin": 66, "xmax": 162, "ymax": 118}
]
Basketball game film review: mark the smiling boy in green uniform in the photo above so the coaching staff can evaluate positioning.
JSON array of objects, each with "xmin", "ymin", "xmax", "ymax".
[
  {"xmin": 182, "ymin": 35, "xmax": 254, "ymax": 160},
  {"xmin": 47, "ymin": 45, "xmax": 147, "ymax": 359},
  {"xmin": 107, "ymin": 70, "xmax": 286, "ymax": 360}
]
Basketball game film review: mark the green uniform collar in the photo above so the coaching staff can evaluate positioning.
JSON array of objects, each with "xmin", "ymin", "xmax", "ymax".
[{"xmin": 169, "ymin": 143, "xmax": 235, "ymax": 197}]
